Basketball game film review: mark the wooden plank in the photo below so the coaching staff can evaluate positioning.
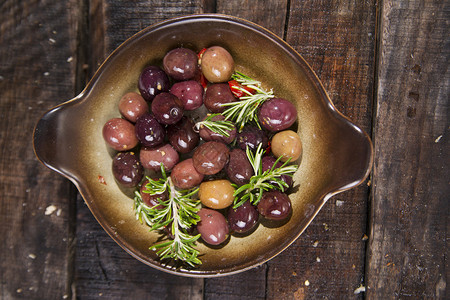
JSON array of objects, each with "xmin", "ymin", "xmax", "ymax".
[
  {"xmin": 366, "ymin": 0, "xmax": 449, "ymax": 298},
  {"xmin": 216, "ymin": 0, "xmax": 288, "ymax": 38},
  {"xmin": 0, "ymin": 0, "xmax": 79, "ymax": 299},
  {"xmin": 87, "ymin": 0, "xmax": 216, "ymax": 75},
  {"xmin": 204, "ymin": 266, "xmax": 266, "ymax": 300},
  {"xmin": 75, "ymin": 195, "xmax": 204, "ymax": 299},
  {"xmin": 203, "ymin": 2, "xmax": 289, "ymax": 299},
  {"xmin": 74, "ymin": 1, "xmax": 211, "ymax": 298},
  {"xmin": 263, "ymin": 1, "xmax": 377, "ymax": 298}
]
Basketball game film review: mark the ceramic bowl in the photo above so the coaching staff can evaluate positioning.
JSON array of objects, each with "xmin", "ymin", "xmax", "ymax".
[{"xmin": 33, "ymin": 14, "xmax": 373, "ymax": 277}]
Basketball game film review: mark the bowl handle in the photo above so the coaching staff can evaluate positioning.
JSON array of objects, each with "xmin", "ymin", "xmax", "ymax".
[
  {"xmin": 33, "ymin": 101, "xmax": 74, "ymax": 177},
  {"xmin": 328, "ymin": 119, "xmax": 374, "ymax": 196}
]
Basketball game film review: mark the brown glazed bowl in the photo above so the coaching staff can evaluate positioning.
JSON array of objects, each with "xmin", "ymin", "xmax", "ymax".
[{"xmin": 33, "ymin": 14, "xmax": 373, "ymax": 277}]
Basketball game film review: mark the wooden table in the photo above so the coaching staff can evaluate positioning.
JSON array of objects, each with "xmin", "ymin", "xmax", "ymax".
[{"xmin": 1, "ymin": 0, "xmax": 448, "ymax": 299}]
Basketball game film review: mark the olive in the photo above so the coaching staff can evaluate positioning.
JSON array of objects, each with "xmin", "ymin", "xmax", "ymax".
[
  {"xmin": 138, "ymin": 66, "xmax": 170, "ymax": 102},
  {"xmin": 163, "ymin": 48, "xmax": 199, "ymax": 81},
  {"xmin": 140, "ymin": 178, "xmax": 168, "ymax": 209},
  {"xmin": 192, "ymin": 141, "xmax": 229, "ymax": 175},
  {"xmin": 112, "ymin": 152, "xmax": 144, "ymax": 187},
  {"xmin": 197, "ymin": 208, "xmax": 229, "ymax": 245},
  {"xmin": 257, "ymin": 190, "xmax": 292, "ymax": 220},
  {"xmin": 261, "ymin": 156, "xmax": 293, "ymax": 188},
  {"xmin": 226, "ymin": 148, "xmax": 254, "ymax": 185},
  {"xmin": 102, "ymin": 118, "xmax": 139, "ymax": 151},
  {"xmin": 200, "ymin": 46, "xmax": 234, "ymax": 83},
  {"xmin": 198, "ymin": 179, "xmax": 235, "ymax": 209},
  {"xmin": 166, "ymin": 117, "xmax": 200, "ymax": 154},
  {"xmin": 271, "ymin": 130, "xmax": 302, "ymax": 162},
  {"xmin": 118, "ymin": 92, "xmax": 149, "ymax": 123},
  {"xmin": 170, "ymin": 80, "xmax": 204, "ymax": 111},
  {"xmin": 151, "ymin": 92, "xmax": 184, "ymax": 125},
  {"xmin": 135, "ymin": 113, "xmax": 165, "ymax": 148},
  {"xmin": 228, "ymin": 201, "xmax": 259, "ymax": 233},
  {"xmin": 258, "ymin": 98, "xmax": 297, "ymax": 132},
  {"xmin": 204, "ymin": 83, "xmax": 236, "ymax": 113},
  {"xmin": 236, "ymin": 125, "xmax": 269, "ymax": 152},
  {"xmin": 140, "ymin": 144, "xmax": 179, "ymax": 172},
  {"xmin": 198, "ymin": 114, "xmax": 236, "ymax": 144},
  {"xmin": 171, "ymin": 158, "xmax": 204, "ymax": 189}
]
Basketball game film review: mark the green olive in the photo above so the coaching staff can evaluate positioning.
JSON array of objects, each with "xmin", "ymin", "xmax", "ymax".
[
  {"xmin": 198, "ymin": 179, "xmax": 235, "ymax": 209},
  {"xmin": 200, "ymin": 46, "xmax": 234, "ymax": 83},
  {"xmin": 271, "ymin": 130, "xmax": 302, "ymax": 162}
]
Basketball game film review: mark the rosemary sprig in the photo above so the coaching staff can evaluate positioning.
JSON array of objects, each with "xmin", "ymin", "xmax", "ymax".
[
  {"xmin": 233, "ymin": 144, "xmax": 298, "ymax": 208},
  {"xmin": 193, "ymin": 113, "xmax": 235, "ymax": 137},
  {"xmin": 134, "ymin": 165, "xmax": 202, "ymax": 267},
  {"xmin": 221, "ymin": 71, "xmax": 274, "ymax": 131}
]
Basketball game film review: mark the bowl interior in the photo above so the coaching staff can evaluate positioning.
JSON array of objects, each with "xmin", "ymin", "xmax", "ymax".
[{"xmin": 33, "ymin": 14, "xmax": 372, "ymax": 277}]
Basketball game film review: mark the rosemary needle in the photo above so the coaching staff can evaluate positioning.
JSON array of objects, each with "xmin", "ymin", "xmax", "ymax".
[
  {"xmin": 232, "ymin": 144, "xmax": 298, "ymax": 209},
  {"xmin": 221, "ymin": 71, "xmax": 274, "ymax": 131},
  {"xmin": 193, "ymin": 113, "xmax": 235, "ymax": 137},
  {"xmin": 134, "ymin": 165, "xmax": 202, "ymax": 267}
]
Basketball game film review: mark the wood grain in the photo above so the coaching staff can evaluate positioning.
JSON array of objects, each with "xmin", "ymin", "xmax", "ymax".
[
  {"xmin": 265, "ymin": 1, "xmax": 377, "ymax": 298},
  {"xmin": 74, "ymin": 1, "xmax": 209, "ymax": 298},
  {"xmin": 0, "ymin": 0, "xmax": 79, "ymax": 299},
  {"xmin": 367, "ymin": 0, "xmax": 449, "ymax": 298},
  {"xmin": 204, "ymin": 266, "xmax": 267, "ymax": 300},
  {"xmin": 216, "ymin": 0, "xmax": 288, "ymax": 38},
  {"xmin": 1, "ymin": 0, "xmax": 447, "ymax": 298},
  {"xmin": 87, "ymin": 0, "xmax": 212, "ymax": 77},
  {"xmin": 202, "ymin": 2, "xmax": 289, "ymax": 299},
  {"xmin": 75, "ymin": 195, "xmax": 203, "ymax": 299}
]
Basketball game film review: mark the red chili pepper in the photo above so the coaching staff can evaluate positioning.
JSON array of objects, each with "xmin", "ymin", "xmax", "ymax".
[
  {"xmin": 197, "ymin": 48, "xmax": 207, "ymax": 63},
  {"xmin": 264, "ymin": 140, "xmax": 271, "ymax": 155},
  {"xmin": 98, "ymin": 175, "xmax": 107, "ymax": 185},
  {"xmin": 196, "ymin": 48, "xmax": 209, "ymax": 88},
  {"xmin": 228, "ymin": 80, "xmax": 255, "ymax": 98},
  {"xmin": 199, "ymin": 72, "xmax": 208, "ymax": 89}
]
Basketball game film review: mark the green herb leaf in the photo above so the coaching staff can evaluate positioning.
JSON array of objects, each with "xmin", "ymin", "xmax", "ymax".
[
  {"xmin": 221, "ymin": 71, "xmax": 274, "ymax": 131},
  {"xmin": 134, "ymin": 164, "xmax": 202, "ymax": 266},
  {"xmin": 194, "ymin": 113, "xmax": 235, "ymax": 137},
  {"xmin": 232, "ymin": 144, "xmax": 298, "ymax": 208}
]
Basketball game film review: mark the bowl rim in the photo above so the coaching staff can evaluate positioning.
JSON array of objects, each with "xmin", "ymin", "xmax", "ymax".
[{"xmin": 33, "ymin": 13, "xmax": 374, "ymax": 277}]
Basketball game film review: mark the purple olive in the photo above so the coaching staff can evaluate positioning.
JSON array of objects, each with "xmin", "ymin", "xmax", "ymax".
[
  {"xmin": 198, "ymin": 114, "xmax": 236, "ymax": 144},
  {"xmin": 151, "ymin": 92, "xmax": 184, "ymax": 125},
  {"xmin": 197, "ymin": 208, "xmax": 229, "ymax": 245},
  {"xmin": 226, "ymin": 148, "xmax": 254, "ymax": 185},
  {"xmin": 139, "ymin": 144, "xmax": 179, "ymax": 172},
  {"xmin": 166, "ymin": 117, "xmax": 200, "ymax": 154},
  {"xmin": 261, "ymin": 156, "xmax": 293, "ymax": 188},
  {"xmin": 170, "ymin": 80, "xmax": 204, "ymax": 111},
  {"xmin": 204, "ymin": 83, "xmax": 236, "ymax": 113},
  {"xmin": 138, "ymin": 66, "xmax": 170, "ymax": 102},
  {"xmin": 258, "ymin": 98, "xmax": 297, "ymax": 132},
  {"xmin": 171, "ymin": 158, "xmax": 204, "ymax": 189},
  {"xmin": 228, "ymin": 202, "xmax": 259, "ymax": 233},
  {"xmin": 236, "ymin": 125, "xmax": 269, "ymax": 152},
  {"xmin": 140, "ymin": 178, "xmax": 168, "ymax": 209},
  {"xmin": 135, "ymin": 113, "xmax": 165, "ymax": 148},
  {"xmin": 118, "ymin": 92, "xmax": 149, "ymax": 123},
  {"xmin": 112, "ymin": 152, "xmax": 144, "ymax": 187},
  {"xmin": 163, "ymin": 48, "xmax": 199, "ymax": 81},
  {"xmin": 192, "ymin": 141, "xmax": 229, "ymax": 175},
  {"xmin": 103, "ymin": 118, "xmax": 139, "ymax": 151},
  {"xmin": 257, "ymin": 190, "xmax": 292, "ymax": 220}
]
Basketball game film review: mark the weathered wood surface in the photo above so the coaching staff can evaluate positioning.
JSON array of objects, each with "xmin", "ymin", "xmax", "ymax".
[
  {"xmin": 0, "ymin": 0, "xmax": 448, "ymax": 299},
  {"xmin": 0, "ymin": 0, "xmax": 79, "ymax": 299},
  {"xmin": 366, "ymin": 0, "xmax": 449, "ymax": 298},
  {"xmin": 75, "ymin": 1, "xmax": 207, "ymax": 299},
  {"xmin": 264, "ymin": 1, "xmax": 376, "ymax": 298}
]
